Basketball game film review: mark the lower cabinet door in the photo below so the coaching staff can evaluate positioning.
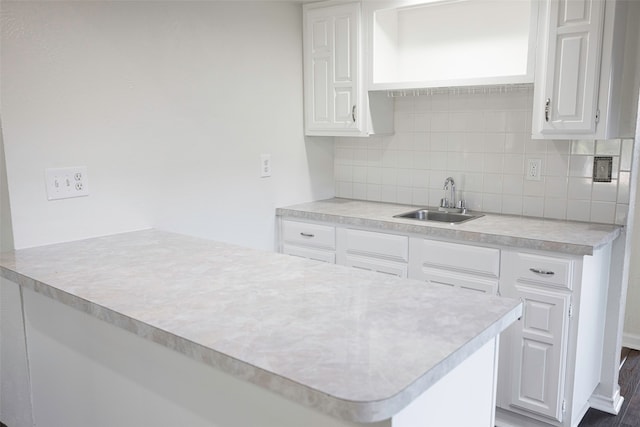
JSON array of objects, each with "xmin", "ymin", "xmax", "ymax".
[{"xmin": 504, "ymin": 283, "xmax": 570, "ymax": 422}]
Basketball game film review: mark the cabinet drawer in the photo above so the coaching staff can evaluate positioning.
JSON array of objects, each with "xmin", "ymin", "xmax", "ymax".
[
  {"xmin": 513, "ymin": 253, "xmax": 572, "ymax": 289},
  {"xmin": 411, "ymin": 239, "xmax": 500, "ymax": 278},
  {"xmin": 282, "ymin": 220, "xmax": 335, "ymax": 250},
  {"xmin": 282, "ymin": 244, "xmax": 335, "ymax": 264},
  {"xmin": 340, "ymin": 229, "xmax": 408, "ymax": 262}
]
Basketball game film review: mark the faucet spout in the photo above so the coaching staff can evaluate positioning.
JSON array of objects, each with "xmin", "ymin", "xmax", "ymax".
[{"xmin": 443, "ymin": 177, "xmax": 456, "ymax": 209}]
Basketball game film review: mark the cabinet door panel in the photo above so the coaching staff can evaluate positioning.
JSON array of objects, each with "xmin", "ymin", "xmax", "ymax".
[
  {"xmin": 534, "ymin": 0, "xmax": 605, "ymax": 136},
  {"xmin": 508, "ymin": 284, "xmax": 570, "ymax": 422}
]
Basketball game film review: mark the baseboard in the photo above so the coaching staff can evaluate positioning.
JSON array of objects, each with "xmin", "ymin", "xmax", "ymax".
[
  {"xmin": 622, "ymin": 332, "xmax": 640, "ymax": 351},
  {"xmin": 589, "ymin": 388, "xmax": 624, "ymax": 415}
]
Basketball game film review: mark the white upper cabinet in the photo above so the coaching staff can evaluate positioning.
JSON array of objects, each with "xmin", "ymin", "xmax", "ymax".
[
  {"xmin": 533, "ymin": 0, "xmax": 606, "ymax": 137},
  {"xmin": 532, "ymin": 0, "xmax": 640, "ymax": 139},
  {"xmin": 365, "ymin": 0, "xmax": 538, "ymax": 91},
  {"xmin": 303, "ymin": 1, "xmax": 394, "ymax": 137}
]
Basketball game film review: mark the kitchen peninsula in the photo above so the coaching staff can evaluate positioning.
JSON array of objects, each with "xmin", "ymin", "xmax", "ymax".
[{"xmin": 0, "ymin": 229, "xmax": 521, "ymax": 427}]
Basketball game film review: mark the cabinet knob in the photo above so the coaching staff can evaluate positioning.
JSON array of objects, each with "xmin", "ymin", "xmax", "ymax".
[
  {"xmin": 351, "ymin": 105, "xmax": 357, "ymax": 123},
  {"xmin": 530, "ymin": 267, "xmax": 555, "ymax": 276},
  {"xmin": 545, "ymin": 98, "xmax": 551, "ymax": 122}
]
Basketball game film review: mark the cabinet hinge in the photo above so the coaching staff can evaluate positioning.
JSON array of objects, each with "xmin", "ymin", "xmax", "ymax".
[
  {"xmin": 562, "ymin": 399, "xmax": 567, "ymax": 413},
  {"xmin": 595, "ymin": 109, "xmax": 600, "ymax": 124},
  {"xmin": 568, "ymin": 304, "xmax": 573, "ymax": 318}
]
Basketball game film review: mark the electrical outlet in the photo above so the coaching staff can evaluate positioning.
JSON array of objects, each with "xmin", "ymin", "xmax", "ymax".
[
  {"xmin": 526, "ymin": 159, "xmax": 542, "ymax": 181},
  {"xmin": 260, "ymin": 154, "xmax": 272, "ymax": 178},
  {"xmin": 45, "ymin": 166, "xmax": 89, "ymax": 200}
]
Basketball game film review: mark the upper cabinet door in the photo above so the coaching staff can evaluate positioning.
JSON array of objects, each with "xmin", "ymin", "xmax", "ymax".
[
  {"xmin": 304, "ymin": 2, "xmax": 361, "ymax": 135},
  {"xmin": 533, "ymin": 0, "xmax": 606, "ymax": 137}
]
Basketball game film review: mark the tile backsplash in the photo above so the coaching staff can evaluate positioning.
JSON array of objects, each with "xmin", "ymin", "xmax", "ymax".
[{"xmin": 334, "ymin": 87, "xmax": 633, "ymax": 225}]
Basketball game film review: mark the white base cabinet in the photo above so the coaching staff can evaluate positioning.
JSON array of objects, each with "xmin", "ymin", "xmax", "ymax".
[
  {"xmin": 277, "ymin": 217, "xmax": 614, "ymax": 427},
  {"xmin": 280, "ymin": 219, "xmax": 336, "ymax": 264},
  {"xmin": 496, "ymin": 246, "xmax": 612, "ymax": 427}
]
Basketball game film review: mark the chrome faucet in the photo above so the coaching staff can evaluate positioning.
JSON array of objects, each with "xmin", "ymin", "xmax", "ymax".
[{"xmin": 442, "ymin": 177, "xmax": 456, "ymax": 209}]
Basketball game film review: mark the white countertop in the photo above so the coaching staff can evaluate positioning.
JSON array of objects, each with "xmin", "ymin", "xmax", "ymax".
[
  {"xmin": 0, "ymin": 229, "xmax": 521, "ymax": 423},
  {"xmin": 276, "ymin": 198, "xmax": 622, "ymax": 256}
]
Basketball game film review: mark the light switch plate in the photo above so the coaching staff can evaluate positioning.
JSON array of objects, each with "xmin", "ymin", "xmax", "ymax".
[{"xmin": 45, "ymin": 166, "xmax": 89, "ymax": 200}]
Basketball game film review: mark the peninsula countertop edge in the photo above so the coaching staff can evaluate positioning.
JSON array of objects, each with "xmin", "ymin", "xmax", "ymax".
[{"xmin": 0, "ymin": 229, "xmax": 522, "ymax": 423}]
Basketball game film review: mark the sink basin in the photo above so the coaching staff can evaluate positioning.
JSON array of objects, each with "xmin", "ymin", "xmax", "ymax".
[{"xmin": 393, "ymin": 208, "xmax": 483, "ymax": 224}]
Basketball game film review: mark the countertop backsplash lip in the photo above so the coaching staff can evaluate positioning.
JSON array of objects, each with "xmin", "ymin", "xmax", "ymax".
[{"xmin": 276, "ymin": 198, "xmax": 621, "ymax": 256}]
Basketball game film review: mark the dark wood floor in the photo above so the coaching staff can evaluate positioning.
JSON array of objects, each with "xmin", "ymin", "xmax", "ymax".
[{"xmin": 580, "ymin": 348, "xmax": 640, "ymax": 427}]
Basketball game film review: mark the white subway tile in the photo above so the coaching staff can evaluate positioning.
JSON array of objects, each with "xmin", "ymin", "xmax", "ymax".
[
  {"xmin": 547, "ymin": 140, "xmax": 571, "ymax": 155},
  {"xmin": 566, "ymin": 200, "xmax": 591, "ymax": 222},
  {"xmin": 397, "ymin": 169, "xmax": 413, "ymax": 187},
  {"xmin": 395, "ymin": 112, "xmax": 415, "ymax": 132},
  {"xmin": 463, "ymin": 153, "xmax": 484, "ymax": 173},
  {"xmin": 381, "ymin": 149, "xmax": 398, "ymax": 168},
  {"xmin": 502, "ymin": 196, "xmax": 523, "ymax": 215},
  {"xmin": 431, "ymin": 112, "xmax": 450, "ymax": 131},
  {"xmin": 592, "ymin": 181, "xmax": 618, "ymax": 202},
  {"xmin": 382, "ymin": 168, "xmax": 398, "ymax": 185},
  {"xmin": 545, "ymin": 154, "xmax": 569, "ymax": 177},
  {"xmin": 353, "ymin": 147, "xmax": 368, "ymax": 166},
  {"xmin": 572, "ymin": 140, "xmax": 595, "ymax": 155},
  {"xmin": 335, "ymin": 147, "xmax": 354, "ymax": 165},
  {"xmin": 414, "ymin": 113, "xmax": 430, "ymax": 132},
  {"xmin": 620, "ymin": 139, "xmax": 634, "ymax": 171},
  {"xmin": 569, "ymin": 155, "xmax": 594, "ymax": 177},
  {"xmin": 411, "ymin": 188, "xmax": 429, "ymax": 205},
  {"xmin": 484, "ymin": 111, "xmax": 507, "ymax": 132},
  {"xmin": 431, "ymin": 93, "xmax": 450, "ymax": 110},
  {"xmin": 412, "ymin": 151, "xmax": 430, "ymax": 170},
  {"xmin": 596, "ymin": 139, "xmax": 621, "ymax": 155},
  {"xmin": 506, "ymin": 111, "xmax": 527, "ymax": 132},
  {"xmin": 447, "ymin": 132, "xmax": 465, "ymax": 152},
  {"xmin": 483, "ymin": 193, "xmax": 502, "ymax": 213},
  {"xmin": 618, "ymin": 172, "xmax": 631, "ymax": 204},
  {"xmin": 336, "ymin": 181, "xmax": 353, "ymax": 198},
  {"xmin": 461, "ymin": 172, "xmax": 484, "ymax": 193},
  {"xmin": 397, "ymin": 151, "xmax": 413, "ymax": 168},
  {"xmin": 484, "ymin": 153, "xmax": 505, "ymax": 174},
  {"xmin": 414, "ymin": 95, "xmax": 432, "ymax": 111},
  {"xmin": 381, "ymin": 185, "xmax": 397, "ymax": 203},
  {"xmin": 413, "ymin": 132, "xmax": 431, "ymax": 151},
  {"xmin": 397, "ymin": 187, "xmax": 413, "ymax": 204},
  {"xmin": 353, "ymin": 166, "xmax": 367, "ymax": 183},
  {"xmin": 431, "ymin": 133, "xmax": 449, "ymax": 151},
  {"xmin": 505, "ymin": 133, "xmax": 526, "ymax": 153},
  {"xmin": 429, "ymin": 152, "xmax": 448, "ymax": 171},
  {"xmin": 353, "ymin": 183, "xmax": 367, "ymax": 199},
  {"xmin": 544, "ymin": 198, "xmax": 567, "ymax": 220},
  {"xmin": 335, "ymin": 164, "xmax": 353, "ymax": 182},
  {"xmin": 483, "ymin": 174, "xmax": 503, "ymax": 193},
  {"xmin": 503, "ymin": 174, "xmax": 524, "ymax": 195},
  {"xmin": 463, "ymin": 192, "xmax": 483, "ymax": 211},
  {"xmin": 525, "ymin": 139, "xmax": 547, "ymax": 154},
  {"xmin": 366, "ymin": 184, "xmax": 382, "ymax": 201},
  {"xmin": 367, "ymin": 149, "xmax": 383, "ymax": 167},
  {"xmin": 503, "ymin": 154, "xmax": 525, "ymax": 174},
  {"xmin": 523, "ymin": 179, "xmax": 546, "ymax": 197},
  {"xmin": 429, "ymin": 171, "xmax": 449, "ymax": 189},
  {"xmin": 447, "ymin": 152, "xmax": 465, "ymax": 171},
  {"xmin": 590, "ymin": 201, "xmax": 616, "ymax": 223},
  {"xmin": 544, "ymin": 176, "xmax": 569, "ymax": 199},
  {"xmin": 449, "ymin": 112, "xmax": 467, "ymax": 132},
  {"xmin": 523, "ymin": 196, "xmax": 544, "ymax": 217},
  {"xmin": 485, "ymin": 133, "xmax": 506, "ymax": 153},
  {"xmin": 615, "ymin": 204, "xmax": 629, "ymax": 225},
  {"xmin": 394, "ymin": 96, "xmax": 415, "ymax": 112},
  {"xmin": 395, "ymin": 132, "xmax": 414, "ymax": 150},
  {"xmin": 567, "ymin": 177, "xmax": 592, "ymax": 200},
  {"xmin": 412, "ymin": 169, "xmax": 430, "ymax": 188}
]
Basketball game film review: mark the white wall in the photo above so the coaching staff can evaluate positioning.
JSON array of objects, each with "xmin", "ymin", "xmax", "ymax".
[
  {"xmin": 0, "ymin": 120, "xmax": 14, "ymax": 252},
  {"xmin": 0, "ymin": 0, "xmax": 334, "ymax": 251}
]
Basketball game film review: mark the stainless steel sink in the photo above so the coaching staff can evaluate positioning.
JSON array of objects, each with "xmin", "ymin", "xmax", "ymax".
[{"xmin": 393, "ymin": 208, "xmax": 483, "ymax": 224}]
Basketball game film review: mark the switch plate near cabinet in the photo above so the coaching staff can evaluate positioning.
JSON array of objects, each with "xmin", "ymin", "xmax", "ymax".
[
  {"xmin": 526, "ymin": 159, "xmax": 542, "ymax": 181},
  {"xmin": 45, "ymin": 167, "xmax": 89, "ymax": 200}
]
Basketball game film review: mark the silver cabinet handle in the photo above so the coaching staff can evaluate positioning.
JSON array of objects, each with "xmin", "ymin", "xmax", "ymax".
[
  {"xmin": 351, "ymin": 105, "xmax": 356, "ymax": 122},
  {"xmin": 545, "ymin": 98, "xmax": 551, "ymax": 122},
  {"xmin": 530, "ymin": 268, "xmax": 555, "ymax": 276},
  {"xmin": 300, "ymin": 232, "xmax": 315, "ymax": 238}
]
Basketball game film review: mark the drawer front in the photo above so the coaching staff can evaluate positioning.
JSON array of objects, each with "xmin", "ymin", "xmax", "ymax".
[
  {"xmin": 341, "ymin": 228, "xmax": 409, "ymax": 262},
  {"xmin": 413, "ymin": 239, "xmax": 500, "ymax": 278},
  {"xmin": 282, "ymin": 244, "xmax": 335, "ymax": 264},
  {"xmin": 344, "ymin": 254, "xmax": 408, "ymax": 278},
  {"xmin": 282, "ymin": 220, "xmax": 335, "ymax": 250},
  {"xmin": 513, "ymin": 252, "xmax": 572, "ymax": 289}
]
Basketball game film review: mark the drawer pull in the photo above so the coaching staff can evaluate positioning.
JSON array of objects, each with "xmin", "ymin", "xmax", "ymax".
[
  {"xmin": 300, "ymin": 232, "xmax": 315, "ymax": 238},
  {"xmin": 530, "ymin": 268, "xmax": 555, "ymax": 276}
]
